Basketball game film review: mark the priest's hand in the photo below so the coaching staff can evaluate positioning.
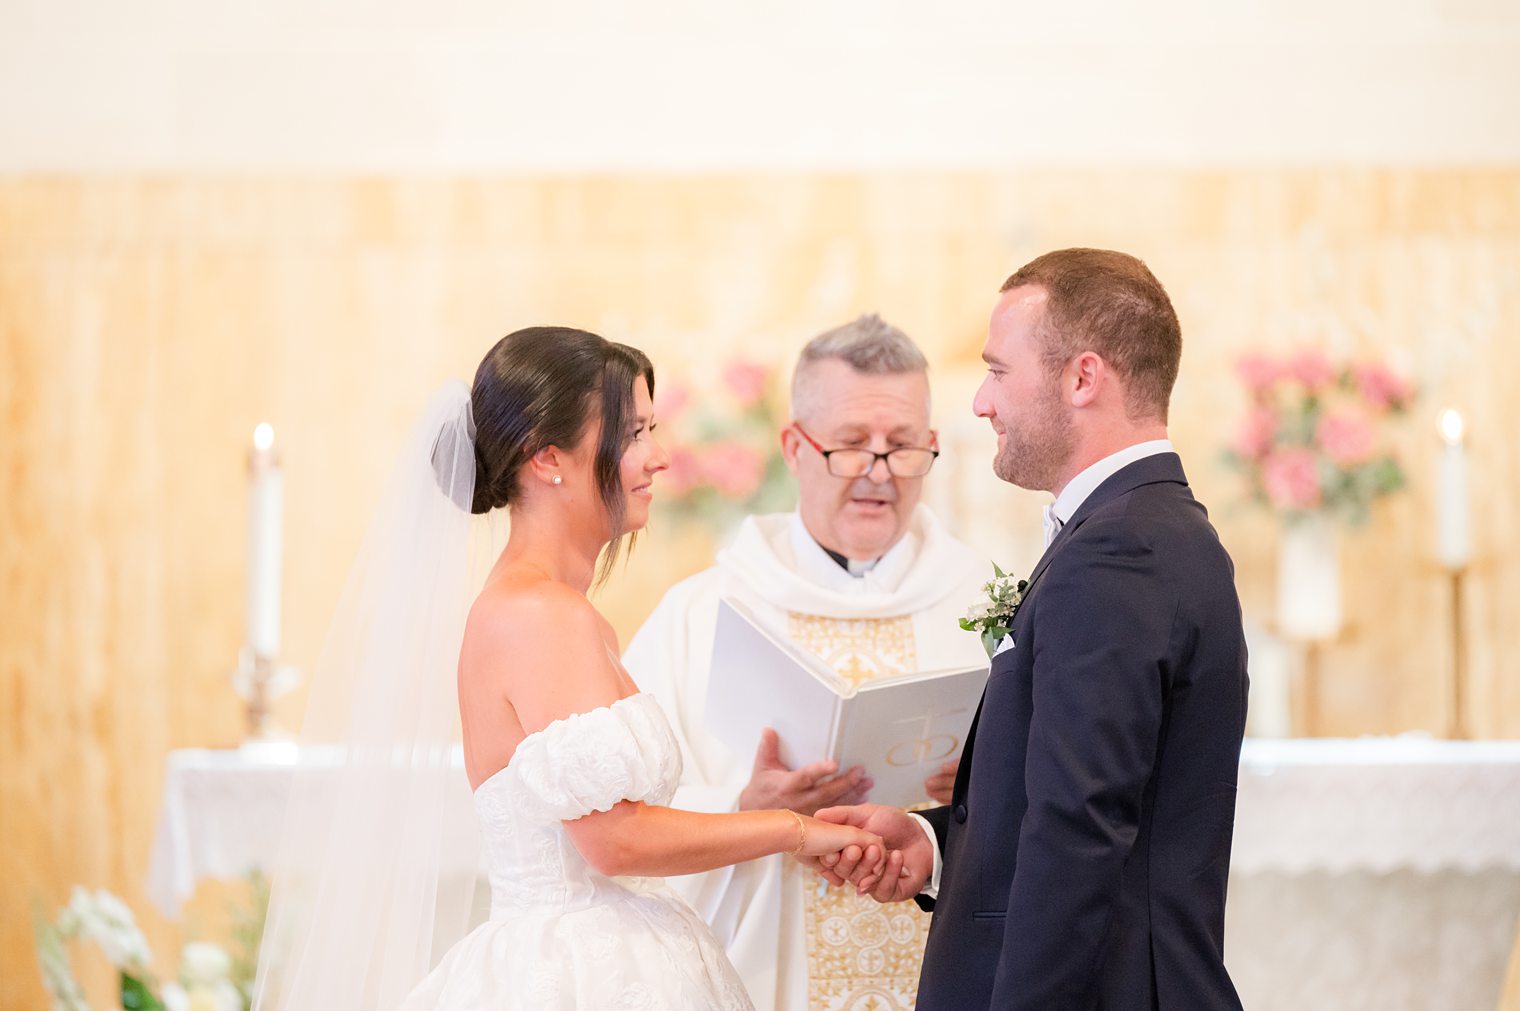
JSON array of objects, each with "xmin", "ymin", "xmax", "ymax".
[
  {"xmin": 738, "ymin": 728, "xmax": 872, "ymax": 816},
  {"xmin": 924, "ymin": 758, "xmax": 958, "ymax": 804},
  {"xmin": 812, "ymin": 804, "xmax": 933, "ymax": 903}
]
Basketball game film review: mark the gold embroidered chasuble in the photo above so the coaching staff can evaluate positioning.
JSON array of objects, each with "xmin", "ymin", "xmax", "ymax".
[{"xmin": 787, "ymin": 612, "xmax": 933, "ymax": 1011}]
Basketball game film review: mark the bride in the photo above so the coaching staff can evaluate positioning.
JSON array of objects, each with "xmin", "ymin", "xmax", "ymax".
[{"xmin": 253, "ymin": 327, "xmax": 887, "ymax": 1010}]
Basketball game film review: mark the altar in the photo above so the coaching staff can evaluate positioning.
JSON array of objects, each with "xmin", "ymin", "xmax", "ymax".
[
  {"xmin": 149, "ymin": 736, "xmax": 1520, "ymax": 1009},
  {"xmin": 1228, "ymin": 737, "xmax": 1520, "ymax": 1010}
]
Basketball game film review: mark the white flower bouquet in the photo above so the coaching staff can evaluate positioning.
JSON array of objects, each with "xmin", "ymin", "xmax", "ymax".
[{"xmin": 34, "ymin": 874, "xmax": 266, "ymax": 1011}]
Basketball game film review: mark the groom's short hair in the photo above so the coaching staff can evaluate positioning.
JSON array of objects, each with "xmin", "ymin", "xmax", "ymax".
[
  {"xmin": 790, "ymin": 314, "xmax": 930, "ymax": 422},
  {"xmin": 1002, "ymin": 248, "xmax": 1181, "ymax": 422}
]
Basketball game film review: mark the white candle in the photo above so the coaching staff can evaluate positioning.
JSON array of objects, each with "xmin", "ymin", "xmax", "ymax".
[
  {"xmin": 247, "ymin": 423, "xmax": 284, "ymax": 658},
  {"xmin": 1436, "ymin": 409, "xmax": 1472, "ymax": 570}
]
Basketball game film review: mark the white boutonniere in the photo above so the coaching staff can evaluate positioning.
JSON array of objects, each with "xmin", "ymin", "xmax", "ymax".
[{"xmin": 959, "ymin": 563, "xmax": 1029, "ymax": 659}]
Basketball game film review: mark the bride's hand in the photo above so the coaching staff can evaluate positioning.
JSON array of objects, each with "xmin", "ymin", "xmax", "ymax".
[{"xmin": 792, "ymin": 814, "xmax": 886, "ymax": 878}]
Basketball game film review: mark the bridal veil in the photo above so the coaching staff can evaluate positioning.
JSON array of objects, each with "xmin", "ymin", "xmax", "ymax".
[{"xmin": 253, "ymin": 381, "xmax": 494, "ymax": 1009}]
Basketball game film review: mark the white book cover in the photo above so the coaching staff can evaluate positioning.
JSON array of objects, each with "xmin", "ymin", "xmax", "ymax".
[{"xmin": 705, "ymin": 598, "xmax": 989, "ymax": 809}]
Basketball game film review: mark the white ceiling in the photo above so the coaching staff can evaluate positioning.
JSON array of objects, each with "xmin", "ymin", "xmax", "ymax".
[{"xmin": 3, "ymin": 0, "xmax": 1518, "ymax": 170}]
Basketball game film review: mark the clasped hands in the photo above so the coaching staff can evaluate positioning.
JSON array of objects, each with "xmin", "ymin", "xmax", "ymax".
[
  {"xmin": 739, "ymin": 728, "xmax": 944, "ymax": 904},
  {"xmin": 795, "ymin": 803, "xmax": 934, "ymax": 903}
]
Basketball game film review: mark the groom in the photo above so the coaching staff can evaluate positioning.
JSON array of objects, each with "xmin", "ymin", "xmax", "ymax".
[{"xmin": 814, "ymin": 248, "xmax": 1248, "ymax": 1010}]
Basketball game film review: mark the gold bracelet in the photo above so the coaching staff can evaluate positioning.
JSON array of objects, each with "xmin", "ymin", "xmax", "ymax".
[{"xmin": 786, "ymin": 809, "xmax": 807, "ymax": 855}]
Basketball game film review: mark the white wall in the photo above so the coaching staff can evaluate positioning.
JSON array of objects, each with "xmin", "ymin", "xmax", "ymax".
[{"xmin": 3, "ymin": 0, "xmax": 1519, "ymax": 170}]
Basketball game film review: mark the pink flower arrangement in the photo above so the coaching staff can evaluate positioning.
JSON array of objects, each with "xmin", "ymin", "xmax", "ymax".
[
  {"xmin": 1315, "ymin": 409, "xmax": 1376, "ymax": 466},
  {"xmin": 721, "ymin": 360, "xmax": 771, "ymax": 409},
  {"xmin": 1231, "ymin": 407, "xmax": 1279, "ymax": 460},
  {"xmin": 700, "ymin": 441, "xmax": 767, "ymax": 500},
  {"xmin": 1262, "ymin": 448, "xmax": 1323, "ymax": 510},
  {"xmin": 654, "ymin": 382, "xmax": 692, "ymax": 425},
  {"xmin": 661, "ymin": 446, "xmax": 703, "ymax": 498},
  {"xmin": 653, "ymin": 356, "xmax": 793, "ymax": 530},
  {"xmin": 1351, "ymin": 363, "xmax": 1415, "ymax": 412},
  {"xmin": 1287, "ymin": 350, "xmax": 1336, "ymax": 394},
  {"xmin": 1236, "ymin": 354, "xmax": 1284, "ymax": 394},
  {"xmin": 1223, "ymin": 349, "xmax": 1411, "ymax": 525}
]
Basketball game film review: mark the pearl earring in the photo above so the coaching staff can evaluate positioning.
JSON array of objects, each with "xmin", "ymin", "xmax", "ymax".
[{"xmin": 551, "ymin": 475, "xmax": 563, "ymax": 486}]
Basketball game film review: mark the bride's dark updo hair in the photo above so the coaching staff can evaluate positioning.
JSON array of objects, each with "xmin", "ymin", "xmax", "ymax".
[{"xmin": 470, "ymin": 326, "xmax": 655, "ymax": 538}]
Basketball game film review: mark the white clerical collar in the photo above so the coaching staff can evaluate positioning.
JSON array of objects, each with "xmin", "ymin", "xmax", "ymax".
[
  {"xmin": 787, "ymin": 511, "xmax": 912, "ymax": 589},
  {"xmin": 1050, "ymin": 439, "xmax": 1174, "ymax": 525},
  {"xmin": 826, "ymin": 549, "xmax": 879, "ymax": 577},
  {"xmin": 845, "ymin": 556, "xmax": 878, "ymax": 576}
]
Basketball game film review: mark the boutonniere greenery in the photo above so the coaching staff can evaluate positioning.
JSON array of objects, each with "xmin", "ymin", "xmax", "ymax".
[{"xmin": 959, "ymin": 563, "xmax": 1028, "ymax": 659}]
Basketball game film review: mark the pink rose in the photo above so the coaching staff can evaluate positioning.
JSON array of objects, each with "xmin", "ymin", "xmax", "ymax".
[
  {"xmin": 700, "ymin": 441, "xmax": 766, "ymax": 500},
  {"xmin": 721, "ymin": 360, "xmax": 770, "ymax": 409},
  {"xmin": 1236, "ymin": 354, "xmax": 1284, "ymax": 394},
  {"xmin": 660, "ymin": 446, "xmax": 702, "ymax": 498},
  {"xmin": 1261, "ymin": 448, "xmax": 1323, "ymax": 511},
  {"xmin": 1232, "ymin": 407, "xmax": 1279, "ymax": 460},
  {"xmin": 1351, "ymin": 363, "xmax": 1412, "ymax": 412},
  {"xmin": 654, "ymin": 382, "xmax": 692, "ymax": 424},
  {"xmin": 1288, "ymin": 350, "xmax": 1336, "ymax": 394},
  {"xmin": 1315, "ymin": 409, "xmax": 1376, "ymax": 466}
]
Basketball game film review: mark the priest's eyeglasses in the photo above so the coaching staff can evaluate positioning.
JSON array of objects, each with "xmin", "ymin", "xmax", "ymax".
[{"xmin": 791, "ymin": 424, "xmax": 939, "ymax": 479}]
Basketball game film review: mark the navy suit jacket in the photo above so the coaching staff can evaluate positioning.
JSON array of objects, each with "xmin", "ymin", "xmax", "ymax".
[{"xmin": 914, "ymin": 453, "xmax": 1247, "ymax": 1010}]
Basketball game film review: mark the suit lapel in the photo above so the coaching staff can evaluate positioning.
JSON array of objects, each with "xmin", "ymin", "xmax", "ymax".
[
  {"xmin": 951, "ymin": 695, "xmax": 983, "ymax": 799},
  {"xmin": 1020, "ymin": 452, "xmax": 1188, "ymax": 600}
]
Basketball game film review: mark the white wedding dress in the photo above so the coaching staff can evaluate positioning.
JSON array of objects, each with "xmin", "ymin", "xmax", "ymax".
[{"xmin": 400, "ymin": 693, "xmax": 754, "ymax": 1010}]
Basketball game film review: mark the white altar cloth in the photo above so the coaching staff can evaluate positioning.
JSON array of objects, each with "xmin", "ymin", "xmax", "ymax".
[
  {"xmin": 1235, "ymin": 736, "xmax": 1520, "ymax": 875},
  {"xmin": 146, "ymin": 742, "xmax": 468, "ymax": 915},
  {"xmin": 1230, "ymin": 736, "xmax": 1520, "ymax": 1010}
]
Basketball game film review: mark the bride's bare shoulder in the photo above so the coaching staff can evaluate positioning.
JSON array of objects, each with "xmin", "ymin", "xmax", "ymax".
[
  {"xmin": 466, "ymin": 573, "xmax": 600, "ymax": 647},
  {"xmin": 462, "ymin": 572, "xmax": 624, "ymax": 731}
]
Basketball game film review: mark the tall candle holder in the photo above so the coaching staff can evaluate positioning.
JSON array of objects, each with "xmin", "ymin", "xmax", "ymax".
[
  {"xmin": 235, "ymin": 422, "xmax": 300, "ymax": 743},
  {"xmin": 1436, "ymin": 408, "xmax": 1472, "ymax": 739},
  {"xmin": 1445, "ymin": 566, "xmax": 1470, "ymax": 739}
]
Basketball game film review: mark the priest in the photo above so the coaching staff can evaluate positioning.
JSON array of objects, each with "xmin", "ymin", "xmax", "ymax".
[{"xmin": 624, "ymin": 315, "xmax": 993, "ymax": 1011}]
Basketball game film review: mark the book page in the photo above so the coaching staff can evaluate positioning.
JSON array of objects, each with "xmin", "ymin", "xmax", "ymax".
[
  {"xmin": 832, "ymin": 664, "xmax": 988, "ymax": 809},
  {"xmin": 705, "ymin": 599, "xmax": 844, "ymax": 769}
]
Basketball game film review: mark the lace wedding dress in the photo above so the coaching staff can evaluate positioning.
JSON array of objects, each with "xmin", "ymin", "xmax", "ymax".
[{"xmin": 400, "ymin": 693, "xmax": 754, "ymax": 1010}]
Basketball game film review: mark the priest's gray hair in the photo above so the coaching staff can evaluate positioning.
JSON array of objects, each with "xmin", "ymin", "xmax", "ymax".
[{"xmin": 790, "ymin": 314, "xmax": 931, "ymax": 422}]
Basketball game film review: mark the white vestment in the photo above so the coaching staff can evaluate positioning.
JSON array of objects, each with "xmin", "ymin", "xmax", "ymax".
[{"xmin": 623, "ymin": 505, "xmax": 990, "ymax": 1011}]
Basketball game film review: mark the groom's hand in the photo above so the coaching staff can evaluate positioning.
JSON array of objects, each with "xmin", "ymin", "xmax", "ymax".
[
  {"xmin": 738, "ymin": 728, "xmax": 872, "ymax": 816},
  {"xmin": 813, "ymin": 804, "xmax": 932, "ymax": 903}
]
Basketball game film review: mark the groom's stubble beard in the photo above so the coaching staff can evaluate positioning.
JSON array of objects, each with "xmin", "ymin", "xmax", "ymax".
[{"xmin": 992, "ymin": 377, "xmax": 1076, "ymax": 493}]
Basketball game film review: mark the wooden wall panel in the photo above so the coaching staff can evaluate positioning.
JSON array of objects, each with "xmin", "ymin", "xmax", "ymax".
[{"xmin": 2, "ymin": 171, "xmax": 1517, "ymax": 1008}]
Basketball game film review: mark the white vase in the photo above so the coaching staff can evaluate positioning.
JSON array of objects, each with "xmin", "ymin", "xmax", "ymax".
[{"xmin": 1276, "ymin": 514, "xmax": 1342, "ymax": 641}]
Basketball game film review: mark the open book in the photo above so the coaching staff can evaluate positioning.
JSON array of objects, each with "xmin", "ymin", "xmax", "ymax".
[{"xmin": 705, "ymin": 598, "xmax": 989, "ymax": 809}]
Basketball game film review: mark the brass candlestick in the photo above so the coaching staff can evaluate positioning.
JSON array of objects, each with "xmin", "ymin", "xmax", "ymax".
[
  {"xmin": 232, "ymin": 646, "xmax": 299, "ymax": 743},
  {"xmin": 1447, "ymin": 566, "xmax": 1470, "ymax": 740},
  {"xmin": 1296, "ymin": 639, "xmax": 1322, "ymax": 737}
]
